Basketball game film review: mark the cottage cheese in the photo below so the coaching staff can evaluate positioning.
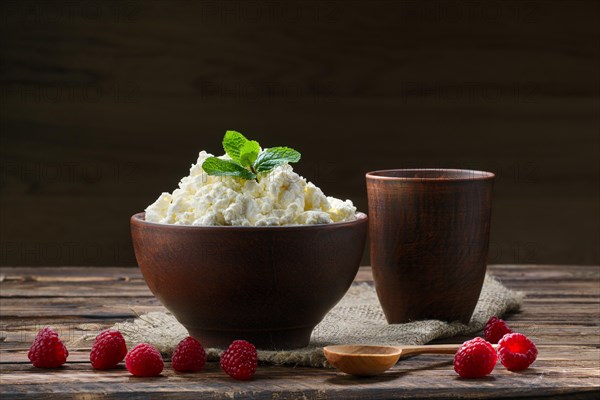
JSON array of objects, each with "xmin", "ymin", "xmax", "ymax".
[{"xmin": 145, "ymin": 151, "xmax": 357, "ymax": 226}]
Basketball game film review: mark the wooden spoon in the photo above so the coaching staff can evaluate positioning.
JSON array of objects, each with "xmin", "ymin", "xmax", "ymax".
[{"xmin": 323, "ymin": 344, "xmax": 462, "ymax": 376}]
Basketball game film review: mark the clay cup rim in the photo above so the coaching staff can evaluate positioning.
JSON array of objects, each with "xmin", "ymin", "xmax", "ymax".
[{"xmin": 366, "ymin": 168, "xmax": 495, "ymax": 182}]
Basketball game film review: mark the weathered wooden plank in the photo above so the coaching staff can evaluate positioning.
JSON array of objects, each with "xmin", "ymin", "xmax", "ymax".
[
  {"xmin": 1, "ymin": 325, "xmax": 598, "ymax": 354},
  {"xmin": 0, "ymin": 281, "xmax": 152, "ymax": 298},
  {"xmin": 2, "ymin": 265, "xmax": 598, "ymax": 298},
  {"xmin": 4, "ymin": 282, "xmax": 599, "ymax": 300},
  {"xmin": 1, "ymin": 313, "xmax": 598, "ymax": 349},
  {"xmin": 0, "ymin": 267, "xmax": 142, "ymax": 280},
  {"xmin": 0, "ymin": 265, "xmax": 597, "ymax": 283},
  {"xmin": 491, "ymin": 265, "xmax": 600, "ymax": 277},
  {"xmin": 1, "ymin": 362, "xmax": 598, "ymax": 380},
  {"xmin": 0, "ymin": 387, "xmax": 598, "ymax": 400},
  {"xmin": 2, "ymin": 299, "xmax": 598, "ymax": 323},
  {"xmin": 0, "ymin": 297, "xmax": 162, "ymax": 317},
  {"xmin": 0, "ymin": 362, "xmax": 598, "ymax": 400},
  {"xmin": 496, "ymin": 281, "xmax": 600, "ymax": 292},
  {"xmin": 1, "ymin": 344, "xmax": 599, "ymax": 367}
]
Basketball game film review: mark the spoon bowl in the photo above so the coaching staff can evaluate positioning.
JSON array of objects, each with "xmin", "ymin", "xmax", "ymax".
[{"xmin": 323, "ymin": 344, "xmax": 462, "ymax": 376}]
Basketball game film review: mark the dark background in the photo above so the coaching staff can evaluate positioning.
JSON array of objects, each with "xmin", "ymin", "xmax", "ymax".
[{"xmin": 1, "ymin": 0, "xmax": 598, "ymax": 267}]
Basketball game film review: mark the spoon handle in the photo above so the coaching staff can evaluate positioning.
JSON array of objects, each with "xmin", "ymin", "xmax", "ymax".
[{"xmin": 398, "ymin": 344, "xmax": 461, "ymax": 357}]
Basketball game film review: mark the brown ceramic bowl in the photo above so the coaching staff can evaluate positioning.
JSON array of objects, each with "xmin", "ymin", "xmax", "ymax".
[{"xmin": 130, "ymin": 212, "xmax": 367, "ymax": 350}]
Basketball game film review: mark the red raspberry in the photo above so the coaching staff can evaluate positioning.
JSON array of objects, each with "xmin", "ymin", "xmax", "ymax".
[
  {"xmin": 125, "ymin": 343, "xmax": 164, "ymax": 377},
  {"xmin": 28, "ymin": 327, "xmax": 69, "ymax": 368},
  {"xmin": 453, "ymin": 337, "xmax": 497, "ymax": 378},
  {"xmin": 484, "ymin": 316, "xmax": 513, "ymax": 344},
  {"xmin": 172, "ymin": 336, "xmax": 206, "ymax": 372},
  {"xmin": 90, "ymin": 329, "xmax": 128, "ymax": 370},
  {"xmin": 497, "ymin": 333, "xmax": 538, "ymax": 371},
  {"xmin": 220, "ymin": 340, "xmax": 258, "ymax": 380}
]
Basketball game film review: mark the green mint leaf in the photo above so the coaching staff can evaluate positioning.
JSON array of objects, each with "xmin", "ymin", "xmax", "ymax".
[
  {"xmin": 202, "ymin": 157, "xmax": 256, "ymax": 180},
  {"xmin": 222, "ymin": 130, "xmax": 248, "ymax": 163},
  {"xmin": 254, "ymin": 147, "xmax": 301, "ymax": 173},
  {"xmin": 239, "ymin": 140, "xmax": 260, "ymax": 168}
]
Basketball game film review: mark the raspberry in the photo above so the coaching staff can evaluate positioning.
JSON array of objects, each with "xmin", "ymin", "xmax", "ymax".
[
  {"xmin": 28, "ymin": 327, "xmax": 69, "ymax": 368},
  {"xmin": 125, "ymin": 343, "xmax": 164, "ymax": 377},
  {"xmin": 497, "ymin": 333, "xmax": 538, "ymax": 371},
  {"xmin": 90, "ymin": 329, "xmax": 128, "ymax": 370},
  {"xmin": 453, "ymin": 337, "xmax": 497, "ymax": 378},
  {"xmin": 172, "ymin": 336, "xmax": 206, "ymax": 372},
  {"xmin": 484, "ymin": 316, "xmax": 513, "ymax": 344},
  {"xmin": 220, "ymin": 340, "xmax": 258, "ymax": 380}
]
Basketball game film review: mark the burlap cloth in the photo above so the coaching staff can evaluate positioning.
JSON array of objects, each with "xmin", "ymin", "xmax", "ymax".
[{"xmin": 77, "ymin": 274, "xmax": 523, "ymax": 368}]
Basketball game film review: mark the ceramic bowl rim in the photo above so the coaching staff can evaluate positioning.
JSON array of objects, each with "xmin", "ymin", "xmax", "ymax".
[{"xmin": 131, "ymin": 211, "xmax": 367, "ymax": 231}]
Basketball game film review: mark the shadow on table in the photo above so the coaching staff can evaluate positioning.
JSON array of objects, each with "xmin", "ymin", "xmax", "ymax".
[{"xmin": 324, "ymin": 360, "xmax": 497, "ymax": 385}]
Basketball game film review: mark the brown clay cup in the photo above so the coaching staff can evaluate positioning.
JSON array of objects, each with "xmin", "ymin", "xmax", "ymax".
[
  {"xmin": 366, "ymin": 169, "xmax": 494, "ymax": 324},
  {"xmin": 130, "ymin": 212, "xmax": 367, "ymax": 350}
]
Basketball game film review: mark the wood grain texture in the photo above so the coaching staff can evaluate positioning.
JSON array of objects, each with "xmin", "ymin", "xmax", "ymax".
[
  {"xmin": 0, "ymin": 264, "xmax": 599, "ymax": 399},
  {"xmin": 1, "ymin": 0, "xmax": 599, "ymax": 266}
]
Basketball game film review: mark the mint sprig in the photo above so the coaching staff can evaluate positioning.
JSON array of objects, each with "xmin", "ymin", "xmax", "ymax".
[
  {"xmin": 222, "ymin": 130, "xmax": 248, "ymax": 163},
  {"xmin": 202, "ymin": 157, "xmax": 256, "ymax": 180},
  {"xmin": 254, "ymin": 147, "xmax": 301, "ymax": 172},
  {"xmin": 202, "ymin": 131, "xmax": 301, "ymax": 181},
  {"xmin": 239, "ymin": 140, "xmax": 260, "ymax": 168}
]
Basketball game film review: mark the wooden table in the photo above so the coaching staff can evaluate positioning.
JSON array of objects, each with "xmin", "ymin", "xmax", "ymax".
[{"xmin": 1, "ymin": 265, "xmax": 599, "ymax": 399}]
